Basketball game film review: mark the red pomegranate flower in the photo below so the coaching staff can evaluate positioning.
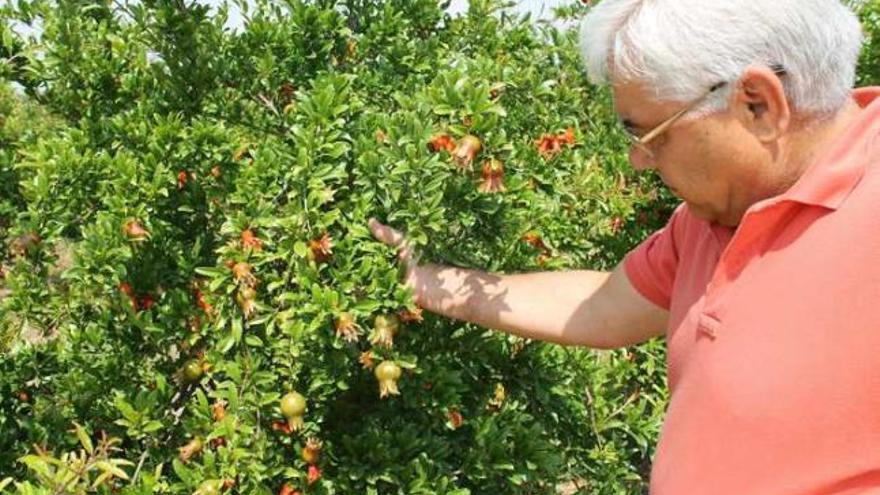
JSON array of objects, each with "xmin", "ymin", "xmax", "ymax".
[
  {"xmin": 241, "ymin": 228, "xmax": 263, "ymax": 251},
  {"xmin": 447, "ymin": 408, "xmax": 464, "ymax": 429},
  {"xmin": 307, "ymin": 465, "xmax": 322, "ymax": 485},
  {"xmin": 271, "ymin": 420, "xmax": 293, "ymax": 435},
  {"xmin": 560, "ymin": 127, "xmax": 576, "ymax": 145},
  {"xmin": 536, "ymin": 134, "xmax": 563, "ymax": 160},
  {"xmin": 118, "ymin": 282, "xmax": 139, "ymax": 311},
  {"xmin": 308, "ymin": 233, "xmax": 333, "ymax": 263},
  {"xmin": 279, "ymin": 82, "xmax": 296, "ymax": 103},
  {"xmin": 536, "ymin": 128, "xmax": 577, "ymax": 160},
  {"xmin": 398, "ymin": 306, "xmax": 424, "ymax": 324},
  {"xmin": 279, "ymin": 484, "xmax": 300, "ymax": 495},
  {"xmin": 122, "ymin": 219, "xmax": 149, "ymax": 240},
  {"xmin": 139, "ymin": 294, "xmax": 155, "ymax": 311},
  {"xmin": 359, "ymin": 350, "xmax": 375, "ymax": 370},
  {"xmin": 177, "ymin": 170, "xmax": 188, "ymax": 189},
  {"xmin": 118, "ymin": 282, "xmax": 134, "ymax": 297},
  {"xmin": 194, "ymin": 288, "xmax": 213, "ymax": 315},
  {"xmin": 521, "ymin": 231, "xmax": 547, "ymax": 251},
  {"xmin": 428, "ymin": 134, "xmax": 456, "ymax": 153}
]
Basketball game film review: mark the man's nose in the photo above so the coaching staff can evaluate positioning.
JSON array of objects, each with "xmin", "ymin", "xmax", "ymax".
[{"xmin": 629, "ymin": 147, "xmax": 656, "ymax": 171}]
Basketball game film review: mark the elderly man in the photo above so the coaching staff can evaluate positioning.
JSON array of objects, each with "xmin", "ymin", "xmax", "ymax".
[{"xmin": 371, "ymin": 0, "xmax": 880, "ymax": 492}]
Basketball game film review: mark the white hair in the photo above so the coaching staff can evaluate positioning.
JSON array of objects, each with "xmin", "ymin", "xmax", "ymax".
[{"xmin": 579, "ymin": 0, "xmax": 864, "ymax": 118}]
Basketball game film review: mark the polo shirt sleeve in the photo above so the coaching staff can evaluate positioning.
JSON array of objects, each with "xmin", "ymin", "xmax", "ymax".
[{"xmin": 622, "ymin": 203, "xmax": 688, "ymax": 310}]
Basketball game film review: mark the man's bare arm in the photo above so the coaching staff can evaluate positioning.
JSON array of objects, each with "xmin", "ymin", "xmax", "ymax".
[{"xmin": 369, "ymin": 219, "xmax": 667, "ymax": 349}]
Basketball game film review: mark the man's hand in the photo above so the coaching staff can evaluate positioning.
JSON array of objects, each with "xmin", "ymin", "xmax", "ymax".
[{"xmin": 368, "ymin": 218, "xmax": 419, "ymax": 288}]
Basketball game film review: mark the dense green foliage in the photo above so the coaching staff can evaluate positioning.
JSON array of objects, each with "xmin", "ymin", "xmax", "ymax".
[{"xmin": 0, "ymin": 1, "xmax": 877, "ymax": 494}]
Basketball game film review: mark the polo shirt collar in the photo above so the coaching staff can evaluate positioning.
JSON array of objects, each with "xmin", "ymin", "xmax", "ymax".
[{"xmin": 779, "ymin": 87, "xmax": 880, "ymax": 210}]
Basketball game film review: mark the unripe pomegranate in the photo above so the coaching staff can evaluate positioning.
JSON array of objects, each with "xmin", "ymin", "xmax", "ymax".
[
  {"xmin": 335, "ymin": 312, "xmax": 360, "ymax": 342},
  {"xmin": 236, "ymin": 287, "xmax": 257, "ymax": 318},
  {"xmin": 178, "ymin": 437, "xmax": 203, "ymax": 463},
  {"xmin": 194, "ymin": 479, "xmax": 223, "ymax": 495},
  {"xmin": 478, "ymin": 158, "xmax": 506, "ymax": 194},
  {"xmin": 212, "ymin": 401, "xmax": 227, "ymax": 422},
  {"xmin": 231, "ymin": 262, "xmax": 257, "ymax": 287},
  {"xmin": 487, "ymin": 382, "xmax": 507, "ymax": 411},
  {"xmin": 452, "ymin": 135, "xmax": 482, "ymax": 170},
  {"xmin": 369, "ymin": 314, "xmax": 400, "ymax": 348},
  {"xmin": 233, "ymin": 144, "xmax": 251, "ymax": 161},
  {"xmin": 301, "ymin": 438, "xmax": 322, "ymax": 464},
  {"xmin": 489, "ymin": 82, "xmax": 505, "ymax": 100},
  {"xmin": 183, "ymin": 360, "xmax": 204, "ymax": 383},
  {"xmin": 280, "ymin": 391, "xmax": 307, "ymax": 432},
  {"xmin": 375, "ymin": 361, "xmax": 402, "ymax": 398}
]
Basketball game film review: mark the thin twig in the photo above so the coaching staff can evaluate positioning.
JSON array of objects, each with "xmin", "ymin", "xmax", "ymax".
[
  {"xmin": 255, "ymin": 93, "xmax": 281, "ymax": 118},
  {"xmin": 130, "ymin": 448, "xmax": 149, "ymax": 485}
]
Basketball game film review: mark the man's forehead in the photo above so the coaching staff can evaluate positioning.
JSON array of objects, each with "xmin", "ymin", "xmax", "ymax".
[
  {"xmin": 611, "ymin": 80, "xmax": 656, "ymax": 126},
  {"xmin": 611, "ymin": 79, "xmax": 676, "ymax": 126}
]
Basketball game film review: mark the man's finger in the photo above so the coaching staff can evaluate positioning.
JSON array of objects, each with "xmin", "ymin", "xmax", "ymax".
[{"xmin": 368, "ymin": 217, "xmax": 405, "ymax": 248}]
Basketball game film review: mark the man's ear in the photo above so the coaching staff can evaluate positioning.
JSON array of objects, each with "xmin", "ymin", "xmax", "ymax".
[{"xmin": 729, "ymin": 66, "xmax": 790, "ymax": 142}]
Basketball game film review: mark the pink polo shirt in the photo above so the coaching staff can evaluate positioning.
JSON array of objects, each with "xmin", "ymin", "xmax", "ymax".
[{"xmin": 624, "ymin": 87, "xmax": 880, "ymax": 495}]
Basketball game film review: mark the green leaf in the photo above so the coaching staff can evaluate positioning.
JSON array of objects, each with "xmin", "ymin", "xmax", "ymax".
[
  {"xmin": 95, "ymin": 460, "xmax": 130, "ymax": 480},
  {"xmin": 73, "ymin": 422, "xmax": 93, "ymax": 455}
]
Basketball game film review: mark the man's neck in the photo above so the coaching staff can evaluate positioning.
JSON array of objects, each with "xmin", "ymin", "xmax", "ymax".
[{"xmin": 782, "ymin": 100, "xmax": 863, "ymax": 185}]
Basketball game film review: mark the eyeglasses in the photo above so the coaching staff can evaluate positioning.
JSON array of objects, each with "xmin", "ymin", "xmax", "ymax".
[{"xmin": 622, "ymin": 64, "xmax": 788, "ymax": 158}]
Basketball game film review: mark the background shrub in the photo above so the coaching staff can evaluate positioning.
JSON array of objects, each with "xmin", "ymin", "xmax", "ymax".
[{"xmin": 0, "ymin": 1, "xmax": 876, "ymax": 494}]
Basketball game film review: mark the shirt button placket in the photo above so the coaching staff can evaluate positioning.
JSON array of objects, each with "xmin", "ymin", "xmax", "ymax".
[
  {"xmin": 699, "ymin": 277, "xmax": 723, "ymax": 339},
  {"xmin": 697, "ymin": 312, "xmax": 721, "ymax": 339}
]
